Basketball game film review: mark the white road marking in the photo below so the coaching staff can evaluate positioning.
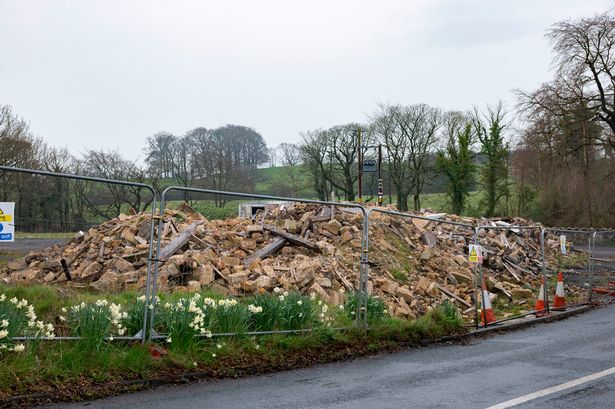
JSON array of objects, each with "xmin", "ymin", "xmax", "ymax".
[{"xmin": 485, "ymin": 366, "xmax": 615, "ymax": 409}]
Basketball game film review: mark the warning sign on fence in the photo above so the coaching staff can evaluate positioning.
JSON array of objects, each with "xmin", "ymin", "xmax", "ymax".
[
  {"xmin": 469, "ymin": 244, "xmax": 482, "ymax": 263},
  {"xmin": 560, "ymin": 235, "xmax": 567, "ymax": 255},
  {"xmin": 0, "ymin": 202, "xmax": 15, "ymax": 242}
]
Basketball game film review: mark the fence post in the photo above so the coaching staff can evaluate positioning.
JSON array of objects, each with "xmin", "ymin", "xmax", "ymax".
[
  {"xmin": 472, "ymin": 227, "xmax": 480, "ymax": 330},
  {"xmin": 540, "ymin": 228, "xmax": 550, "ymax": 314},
  {"xmin": 588, "ymin": 231, "xmax": 597, "ymax": 303},
  {"xmin": 140, "ymin": 195, "xmax": 158, "ymax": 344},
  {"xmin": 476, "ymin": 227, "xmax": 488, "ymax": 328},
  {"xmin": 359, "ymin": 208, "xmax": 371, "ymax": 328}
]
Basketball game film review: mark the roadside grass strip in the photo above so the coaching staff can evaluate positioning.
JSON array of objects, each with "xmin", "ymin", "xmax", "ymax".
[{"xmin": 0, "ymin": 284, "xmax": 466, "ymax": 403}]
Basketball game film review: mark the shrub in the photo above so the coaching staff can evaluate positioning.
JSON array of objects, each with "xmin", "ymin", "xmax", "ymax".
[
  {"xmin": 247, "ymin": 290, "xmax": 318, "ymax": 331},
  {"xmin": 247, "ymin": 293, "xmax": 282, "ymax": 331},
  {"xmin": 122, "ymin": 295, "xmax": 161, "ymax": 337},
  {"xmin": 412, "ymin": 301, "xmax": 464, "ymax": 338}
]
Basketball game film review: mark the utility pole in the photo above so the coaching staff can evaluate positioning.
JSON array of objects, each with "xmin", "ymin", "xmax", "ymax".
[
  {"xmin": 357, "ymin": 128, "xmax": 362, "ymax": 203},
  {"xmin": 377, "ymin": 143, "xmax": 383, "ymax": 206}
]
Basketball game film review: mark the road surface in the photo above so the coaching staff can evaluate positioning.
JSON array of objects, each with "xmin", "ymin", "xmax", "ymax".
[{"xmin": 42, "ymin": 303, "xmax": 615, "ymax": 409}]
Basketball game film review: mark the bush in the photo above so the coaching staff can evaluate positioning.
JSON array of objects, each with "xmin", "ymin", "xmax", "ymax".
[
  {"xmin": 278, "ymin": 291, "xmax": 317, "ymax": 330},
  {"xmin": 412, "ymin": 301, "xmax": 463, "ymax": 338},
  {"xmin": 248, "ymin": 290, "xmax": 318, "ymax": 331},
  {"xmin": 122, "ymin": 295, "xmax": 162, "ymax": 337}
]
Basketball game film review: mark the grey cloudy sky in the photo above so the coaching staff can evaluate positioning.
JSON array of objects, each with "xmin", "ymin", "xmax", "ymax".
[{"xmin": 0, "ymin": 0, "xmax": 612, "ymax": 161}]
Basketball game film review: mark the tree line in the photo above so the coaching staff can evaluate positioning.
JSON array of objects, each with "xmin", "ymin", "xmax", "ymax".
[
  {"xmin": 0, "ymin": 113, "xmax": 269, "ymax": 230},
  {"xmin": 271, "ymin": 9, "xmax": 615, "ymax": 227},
  {"xmin": 1, "ymin": 9, "xmax": 614, "ymax": 228}
]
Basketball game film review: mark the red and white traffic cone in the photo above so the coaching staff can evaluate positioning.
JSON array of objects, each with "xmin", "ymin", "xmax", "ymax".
[
  {"xmin": 552, "ymin": 271, "xmax": 567, "ymax": 310},
  {"xmin": 534, "ymin": 277, "xmax": 547, "ymax": 317},
  {"xmin": 481, "ymin": 279, "xmax": 496, "ymax": 325}
]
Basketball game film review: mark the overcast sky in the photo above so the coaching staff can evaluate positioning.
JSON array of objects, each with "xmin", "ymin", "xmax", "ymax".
[{"xmin": 0, "ymin": 0, "xmax": 613, "ymax": 161}]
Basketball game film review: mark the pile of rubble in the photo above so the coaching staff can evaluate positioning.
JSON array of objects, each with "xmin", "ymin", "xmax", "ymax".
[{"xmin": 0, "ymin": 203, "xmax": 586, "ymax": 319}]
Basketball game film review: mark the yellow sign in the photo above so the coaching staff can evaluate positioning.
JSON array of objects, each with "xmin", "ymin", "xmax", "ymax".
[
  {"xmin": 469, "ymin": 244, "xmax": 481, "ymax": 263},
  {"xmin": 0, "ymin": 208, "xmax": 10, "ymax": 223}
]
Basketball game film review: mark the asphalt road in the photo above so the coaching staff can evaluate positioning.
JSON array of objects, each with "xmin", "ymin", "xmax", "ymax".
[{"xmin": 42, "ymin": 303, "xmax": 615, "ymax": 409}]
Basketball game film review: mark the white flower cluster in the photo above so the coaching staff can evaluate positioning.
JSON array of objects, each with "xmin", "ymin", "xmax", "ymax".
[
  {"xmin": 248, "ymin": 304, "xmax": 263, "ymax": 314},
  {"xmin": 0, "ymin": 294, "xmax": 54, "ymax": 352},
  {"xmin": 277, "ymin": 290, "xmax": 289, "ymax": 301},
  {"xmin": 109, "ymin": 302, "xmax": 128, "ymax": 336},
  {"xmin": 65, "ymin": 300, "xmax": 128, "ymax": 336},
  {"xmin": 163, "ymin": 295, "xmax": 212, "ymax": 338},
  {"xmin": 217, "ymin": 298, "xmax": 238, "ymax": 308},
  {"xmin": 137, "ymin": 294, "xmax": 160, "ymax": 309},
  {"xmin": 7, "ymin": 295, "xmax": 54, "ymax": 338},
  {"xmin": 319, "ymin": 303, "xmax": 332, "ymax": 325}
]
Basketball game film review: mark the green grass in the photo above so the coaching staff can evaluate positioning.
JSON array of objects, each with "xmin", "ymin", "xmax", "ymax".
[
  {"xmin": 15, "ymin": 232, "xmax": 76, "ymax": 239},
  {"xmin": 0, "ymin": 295, "xmax": 465, "ymax": 401}
]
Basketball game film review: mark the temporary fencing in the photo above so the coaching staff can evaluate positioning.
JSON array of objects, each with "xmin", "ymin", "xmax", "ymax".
[
  {"xmin": 1, "ymin": 165, "xmax": 615, "ymax": 342},
  {"xmin": 542, "ymin": 228, "xmax": 594, "ymax": 307},
  {"xmin": 589, "ymin": 230, "xmax": 615, "ymax": 304},
  {"xmin": 0, "ymin": 165, "xmax": 158, "ymax": 343},
  {"xmin": 475, "ymin": 225, "xmax": 546, "ymax": 327},
  {"xmin": 365, "ymin": 208, "xmax": 479, "ymax": 327},
  {"xmin": 147, "ymin": 186, "xmax": 370, "ymax": 338}
]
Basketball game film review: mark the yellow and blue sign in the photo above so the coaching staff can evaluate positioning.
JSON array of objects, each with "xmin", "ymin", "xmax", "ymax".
[{"xmin": 0, "ymin": 202, "xmax": 15, "ymax": 242}]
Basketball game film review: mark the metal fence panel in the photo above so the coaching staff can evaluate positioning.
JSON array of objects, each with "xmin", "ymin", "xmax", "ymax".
[
  {"xmin": 366, "ymin": 207, "xmax": 476, "ymax": 326},
  {"xmin": 148, "ymin": 186, "xmax": 370, "ymax": 335},
  {"xmin": 0, "ymin": 166, "xmax": 157, "ymax": 343}
]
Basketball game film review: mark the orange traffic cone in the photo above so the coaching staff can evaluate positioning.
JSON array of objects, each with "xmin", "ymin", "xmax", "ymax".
[
  {"xmin": 534, "ymin": 277, "xmax": 547, "ymax": 316},
  {"xmin": 552, "ymin": 271, "xmax": 567, "ymax": 310},
  {"xmin": 480, "ymin": 279, "xmax": 496, "ymax": 325}
]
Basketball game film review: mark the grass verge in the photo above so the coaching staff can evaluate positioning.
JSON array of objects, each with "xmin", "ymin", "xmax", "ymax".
[{"xmin": 0, "ymin": 285, "xmax": 466, "ymax": 406}]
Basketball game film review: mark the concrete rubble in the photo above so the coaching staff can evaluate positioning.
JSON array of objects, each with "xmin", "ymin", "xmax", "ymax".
[{"xmin": 0, "ymin": 203, "xmax": 586, "ymax": 319}]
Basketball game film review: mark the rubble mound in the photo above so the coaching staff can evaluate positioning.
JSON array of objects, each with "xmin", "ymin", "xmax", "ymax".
[{"xmin": 0, "ymin": 203, "xmax": 584, "ymax": 319}]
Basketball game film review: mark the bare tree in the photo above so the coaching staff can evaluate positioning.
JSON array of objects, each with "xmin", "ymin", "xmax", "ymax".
[
  {"xmin": 520, "ymin": 11, "xmax": 615, "ymax": 150},
  {"xmin": 144, "ymin": 132, "xmax": 177, "ymax": 178},
  {"xmin": 268, "ymin": 147, "xmax": 277, "ymax": 167},
  {"xmin": 398, "ymin": 104, "xmax": 442, "ymax": 210},
  {"xmin": 371, "ymin": 104, "xmax": 411, "ymax": 210},
  {"xmin": 277, "ymin": 142, "xmax": 302, "ymax": 196},
  {"xmin": 78, "ymin": 149, "xmax": 156, "ymax": 219},
  {"xmin": 300, "ymin": 130, "xmax": 330, "ymax": 201}
]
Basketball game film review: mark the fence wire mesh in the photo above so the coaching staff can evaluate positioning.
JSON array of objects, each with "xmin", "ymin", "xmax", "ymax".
[
  {"xmin": 0, "ymin": 166, "xmax": 157, "ymax": 342},
  {"xmin": 1, "ymin": 166, "xmax": 614, "ymax": 344},
  {"xmin": 542, "ymin": 228, "xmax": 593, "ymax": 306},
  {"xmin": 590, "ymin": 231, "xmax": 615, "ymax": 304},
  {"xmin": 366, "ymin": 208, "xmax": 477, "ymax": 326},
  {"xmin": 146, "ymin": 186, "xmax": 369, "ymax": 339},
  {"xmin": 475, "ymin": 225, "xmax": 546, "ymax": 327}
]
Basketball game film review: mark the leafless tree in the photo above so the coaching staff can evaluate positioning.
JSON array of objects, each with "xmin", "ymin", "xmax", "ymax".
[
  {"xmin": 277, "ymin": 142, "xmax": 302, "ymax": 196},
  {"xmin": 520, "ymin": 10, "xmax": 615, "ymax": 150},
  {"xmin": 371, "ymin": 104, "xmax": 441, "ymax": 210},
  {"xmin": 144, "ymin": 132, "xmax": 177, "ymax": 178},
  {"xmin": 300, "ymin": 130, "xmax": 331, "ymax": 200}
]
